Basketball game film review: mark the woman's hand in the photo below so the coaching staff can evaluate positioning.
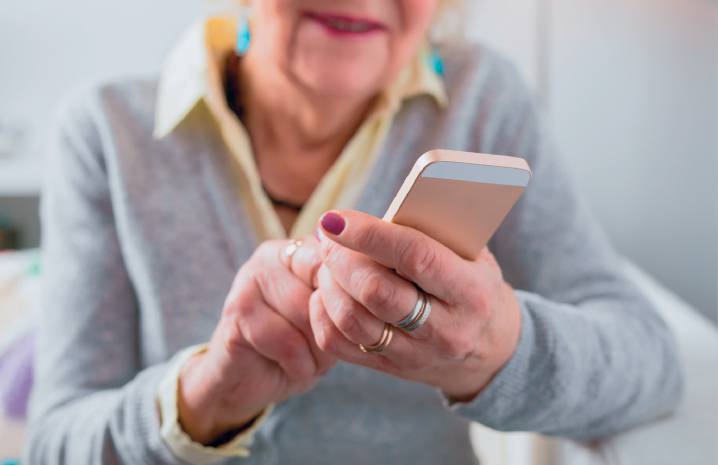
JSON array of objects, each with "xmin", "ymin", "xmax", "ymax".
[
  {"xmin": 178, "ymin": 237, "xmax": 335, "ymax": 445},
  {"xmin": 310, "ymin": 210, "xmax": 522, "ymax": 402}
]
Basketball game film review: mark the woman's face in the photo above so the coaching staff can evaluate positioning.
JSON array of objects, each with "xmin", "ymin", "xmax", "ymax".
[{"xmin": 250, "ymin": 0, "xmax": 439, "ymax": 99}]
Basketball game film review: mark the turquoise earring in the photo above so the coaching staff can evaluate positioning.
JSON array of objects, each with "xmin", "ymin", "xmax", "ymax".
[
  {"xmin": 428, "ymin": 45, "xmax": 444, "ymax": 76},
  {"xmin": 236, "ymin": 17, "xmax": 251, "ymax": 55}
]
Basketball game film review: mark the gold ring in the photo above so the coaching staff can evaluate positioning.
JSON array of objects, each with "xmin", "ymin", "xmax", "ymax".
[
  {"xmin": 359, "ymin": 323, "xmax": 394, "ymax": 354},
  {"xmin": 284, "ymin": 239, "xmax": 304, "ymax": 270}
]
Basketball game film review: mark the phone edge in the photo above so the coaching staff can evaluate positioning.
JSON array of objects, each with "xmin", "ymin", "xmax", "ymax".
[{"xmin": 382, "ymin": 150, "xmax": 532, "ymax": 222}]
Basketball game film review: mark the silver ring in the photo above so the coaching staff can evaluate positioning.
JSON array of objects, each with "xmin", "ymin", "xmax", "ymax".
[
  {"xmin": 395, "ymin": 289, "xmax": 424, "ymax": 328},
  {"xmin": 403, "ymin": 294, "xmax": 431, "ymax": 332}
]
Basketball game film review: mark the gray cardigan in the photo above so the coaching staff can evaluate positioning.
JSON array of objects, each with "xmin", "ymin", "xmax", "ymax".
[{"xmin": 26, "ymin": 43, "xmax": 683, "ymax": 464}]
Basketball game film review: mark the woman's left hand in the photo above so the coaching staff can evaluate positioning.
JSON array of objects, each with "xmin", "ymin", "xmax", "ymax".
[{"xmin": 309, "ymin": 210, "xmax": 522, "ymax": 402}]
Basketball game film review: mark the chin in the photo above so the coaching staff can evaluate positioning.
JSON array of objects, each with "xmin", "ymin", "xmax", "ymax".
[
  {"xmin": 289, "ymin": 23, "xmax": 394, "ymax": 99},
  {"xmin": 292, "ymin": 53, "xmax": 391, "ymax": 100}
]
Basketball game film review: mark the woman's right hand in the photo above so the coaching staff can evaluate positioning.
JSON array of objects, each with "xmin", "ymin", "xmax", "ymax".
[{"xmin": 177, "ymin": 237, "xmax": 336, "ymax": 445}]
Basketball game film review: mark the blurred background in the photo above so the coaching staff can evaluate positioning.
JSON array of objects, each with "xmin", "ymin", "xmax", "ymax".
[
  {"xmin": 1, "ymin": 0, "xmax": 715, "ymax": 321},
  {"xmin": 0, "ymin": 0, "xmax": 716, "ymax": 462}
]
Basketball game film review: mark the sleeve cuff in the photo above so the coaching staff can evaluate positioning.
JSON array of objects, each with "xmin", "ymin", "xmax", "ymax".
[
  {"xmin": 436, "ymin": 291, "xmax": 540, "ymax": 428},
  {"xmin": 156, "ymin": 343, "xmax": 275, "ymax": 465}
]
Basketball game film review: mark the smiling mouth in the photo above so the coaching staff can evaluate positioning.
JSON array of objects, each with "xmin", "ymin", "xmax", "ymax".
[{"xmin": 304, "ymin": 12, "xmax": 386, "ymax": 35}]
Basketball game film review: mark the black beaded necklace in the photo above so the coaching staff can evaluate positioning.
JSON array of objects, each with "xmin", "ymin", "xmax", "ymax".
[{"xmin": 224, "ymin": 51, "xmax": 304, "ymax": 213}]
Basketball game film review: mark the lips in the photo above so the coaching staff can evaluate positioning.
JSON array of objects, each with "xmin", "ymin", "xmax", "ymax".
[{"xmin": 304, "ymin": 12, "xmax": 386, "ymax": 35}]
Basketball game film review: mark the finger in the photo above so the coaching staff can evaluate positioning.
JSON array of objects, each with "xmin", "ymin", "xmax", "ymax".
[
  {"xmin": 316, "ymin": 264, "xmax": 386, "ymax": 346},
  {"xmin": 314, "ymin": 265, "xmax": 444, "ymax": 366},
  {"xmin": 258, "ymin": 241, "xmax": 315, "ymax": 338},
  {"xmin": 309, "ymin": 289, "xmax": 404, "ymax": 372},
  {"xmin": 310, "ymin": 287, "xmax": 477, "ymax": 382},
  {"xmin": 317, "ymin": 210, "xmax": 473, "ymax": 302},
  {"xmin": 319, "ymin": 241, "xmax": 425, "ymax": 325},
  {"xmin": 319, "ymin": 256, "xmax": 444, "ymax": 345},
  {"xmin": 282, "ymin": 235, "xmax": 323, "ymax": 290},
  {"xmin": 257, "ymin": 269, "xmax": 338, "ymax": 375},
  {"xmin": 235, "ymin": 294, "xmax": 317, "ymax": 381},
  {"xmin": 255, "ymin": 243, "xmax": 337, "ymax": 374}
]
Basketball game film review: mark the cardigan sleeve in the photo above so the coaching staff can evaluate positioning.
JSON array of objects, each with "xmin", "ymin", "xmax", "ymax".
[
  {"xmin": 24, "ymin": 88, "xmax": 186, "ymax": 464},
  {"xmin": 438, "ymin": 59, "xmax": 684, "ymax": 440}
]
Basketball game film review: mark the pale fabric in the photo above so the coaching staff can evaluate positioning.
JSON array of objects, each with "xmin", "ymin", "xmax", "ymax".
[
  {"xmin": 153, "ymin": 17, "xmax": 447, "ymax": 463},
  {"xmin": 157, "ymin": 344, "xmax": 274, "ymax": 464}
]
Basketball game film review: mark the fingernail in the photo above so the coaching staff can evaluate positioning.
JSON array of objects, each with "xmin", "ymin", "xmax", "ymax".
[
  {"xmin": 320, "ymin": 212, "xmax": 345, "ymax": 235},
  {"xmin": 314, "ymin": 225, "xmax": 326, "ymax": 242}
]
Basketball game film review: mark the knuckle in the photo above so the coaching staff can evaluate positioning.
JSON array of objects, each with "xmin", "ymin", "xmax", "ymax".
[
  {"xmin": 216, "ymin": 314, "xmax": 249, "ymax": 356},
  {"xmin": 314, "ymin": 327, "xmax": 338, "ymax": 353},
  {"xmin": 471, "ymin": 287, "xmax": 493, "ymax": 318},
  {"xmin": 332, "ymin": 301, "xmax": 362, "ymax": 337},
  {"xmin": 355, "ymin": 224, "xmax": 380, "ymax": 254},
  {"xmin": 242, "ymin": 323, "xmax": 264, "ymax": 351},
  {"xmin": 276, "ymin": 330, "xmax": 306, "ymax": 360},
  {"xmin": 356, "ymin": 271, "xmax": 395, "ymax": 310},
  {"xmin": 234, "ymin": 297, "xmax": 255, "ymax": 318},
  {"xmin": 400, "ymin": 239, "xmax": 441, "ymax": 278},
  {"xmin": 224, "ymin": 289, "xmax": 254, "ymax": 319},
  {"xmin": 438, "ymin": 329, "xmax": 475, "ymax": 361}
]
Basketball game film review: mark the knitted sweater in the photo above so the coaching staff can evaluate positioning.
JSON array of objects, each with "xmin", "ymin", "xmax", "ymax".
[{"xmin": 26, "ymin": 42, "xmax": 683, "ymax": 464}]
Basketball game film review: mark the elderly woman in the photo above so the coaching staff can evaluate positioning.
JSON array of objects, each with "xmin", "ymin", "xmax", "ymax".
[{"xmin": 27, "ymin": 0, "xmax": 682, "ymax": 463}]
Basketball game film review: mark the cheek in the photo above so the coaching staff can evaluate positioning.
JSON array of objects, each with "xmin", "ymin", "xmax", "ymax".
[
  {"xmin": 392, "ymin": 0, "xmax": 439, "ymax": 57},
  {"xmin": 400, "ymin": 0, "xmax": 440, "ymax": 30},
  {"xmin": 252, "ymin": 0, "xmax": 298, "ymax": 68}
]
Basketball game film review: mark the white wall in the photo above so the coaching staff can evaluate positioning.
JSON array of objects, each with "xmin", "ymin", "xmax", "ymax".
[
  {"xmin": 468, "ymin": 0, "xmax": 717, "ymax": 321},
  {"xmin": 0, "ymin": 0, "xmax": 217, "ymax": 156},
  {"xmin": 465, "ymin": 0, "xmax": 542, "ymax": 92},
  {"xmin": 0, "ymin": 0, "xmax": 716, "ymax": 321},
  {"xmin": 548, "ymin": 0, "xmax": 717, "ymax": 321}
]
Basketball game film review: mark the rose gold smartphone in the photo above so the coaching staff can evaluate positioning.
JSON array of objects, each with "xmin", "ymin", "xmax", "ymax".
[{"xmin": 383, "ymin": 150, "xmax": 532, "ymax": 260}]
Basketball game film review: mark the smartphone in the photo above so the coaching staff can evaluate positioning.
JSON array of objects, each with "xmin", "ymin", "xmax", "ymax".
[{"xmin": 383, "ymin": 150, "xmax": 531, "ymax": 260}]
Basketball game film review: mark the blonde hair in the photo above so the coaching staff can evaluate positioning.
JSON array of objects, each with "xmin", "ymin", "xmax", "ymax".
[{"xmin": 431, "ymin": 0, "xmax": 466, "ymax": 42}]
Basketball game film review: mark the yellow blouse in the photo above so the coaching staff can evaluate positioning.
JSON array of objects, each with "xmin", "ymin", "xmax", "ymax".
[
  {"xmin": 153, "ymin": 17, "xmax": 447, "ymax": 464},
  {"xmin": 154, "ymin": 17, "xmax": 447, "ymax": 241}
]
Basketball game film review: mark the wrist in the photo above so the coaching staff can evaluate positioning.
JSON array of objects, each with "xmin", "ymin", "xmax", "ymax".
[
  {"xmin": 177, "ymin": 350, "xmax": 265, "ymax": 445},
  {"xmin": 438, "ymin": 368, "xmax": 496, "ymax": 403},
  {"xmin": 440, "ymin": 282, "xmax": 522, "ymax": 403}
]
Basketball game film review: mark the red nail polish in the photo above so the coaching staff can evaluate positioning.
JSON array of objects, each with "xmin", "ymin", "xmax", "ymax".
[{"xmin": 320, "ymin": 212, "xmax": 345, "ymax": 235}]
